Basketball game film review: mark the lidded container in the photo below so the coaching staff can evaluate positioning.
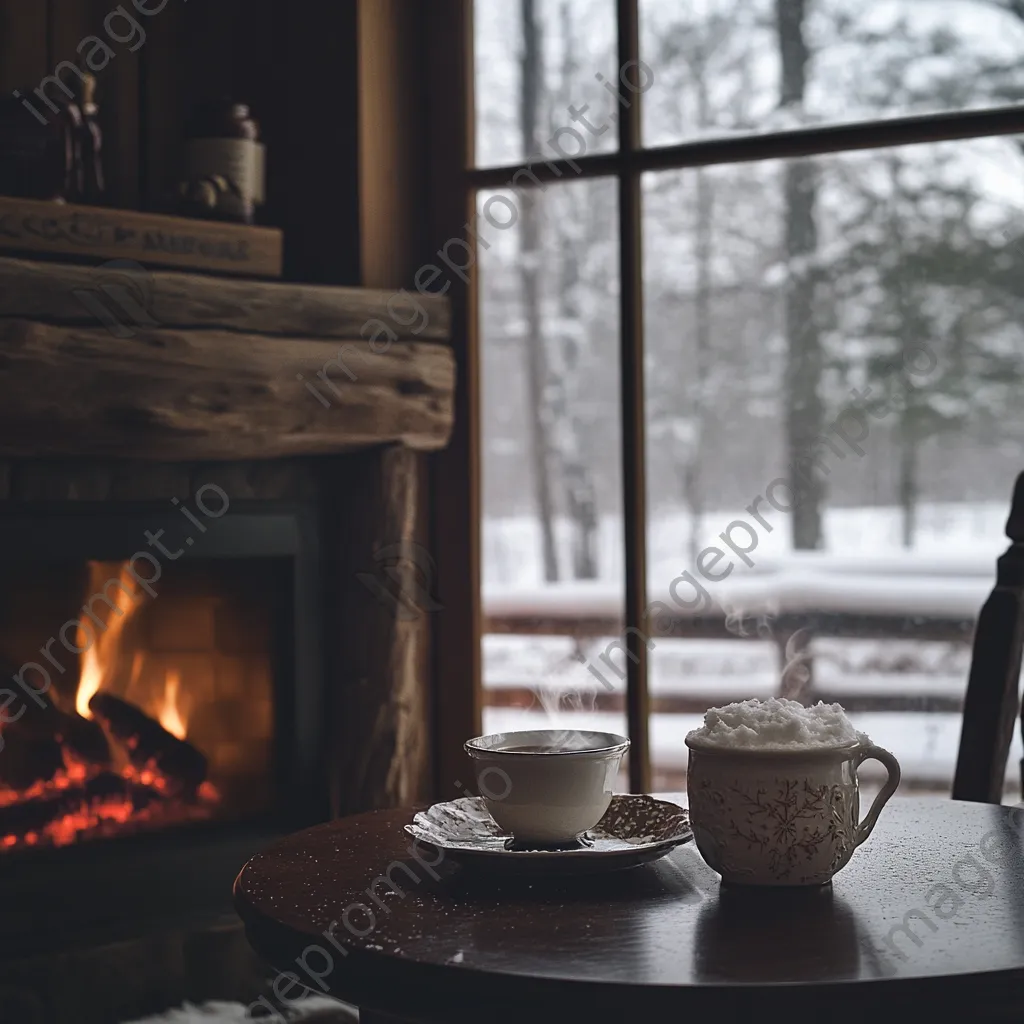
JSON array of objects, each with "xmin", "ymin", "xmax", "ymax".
[{"xmin": 182, "ymin": 98, "xmax": 265, "ymax": 224}]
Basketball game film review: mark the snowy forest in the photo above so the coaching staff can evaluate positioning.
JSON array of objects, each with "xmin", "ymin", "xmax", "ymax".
[{"xmin": 475, "ymin": 0, "xmax": 1024, "ymax": 587}]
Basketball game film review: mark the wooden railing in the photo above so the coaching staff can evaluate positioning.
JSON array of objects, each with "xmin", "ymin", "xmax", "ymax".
[
  {"xmin": 480, "ymin": 603, "xmax": 1001, "ymax": 793},
  {"xmin": 482, "ymin": 605, "xmax": 976, "ymax": 712},
  {"xmin": 479, "ymin": 550, "xmax": 1024, "ymax": 795}
]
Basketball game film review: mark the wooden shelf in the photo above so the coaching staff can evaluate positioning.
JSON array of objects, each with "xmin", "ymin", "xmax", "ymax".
[{"xmin": 0, "ymin": 196, "xmax": 283, "ymax": 279}]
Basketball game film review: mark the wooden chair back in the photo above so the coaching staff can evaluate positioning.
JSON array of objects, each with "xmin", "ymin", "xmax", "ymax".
[{"xmin": 953, "ymin": 471, "xmax": 1024, "ymax": 803}]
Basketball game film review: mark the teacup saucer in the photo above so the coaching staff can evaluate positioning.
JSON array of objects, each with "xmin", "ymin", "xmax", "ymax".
[{"xmin": 403, "ymin": 794, "xmax": 692, "ymax": 873}]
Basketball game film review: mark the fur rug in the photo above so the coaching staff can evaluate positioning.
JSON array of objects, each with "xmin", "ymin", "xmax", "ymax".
[{"xmin": 123, "ymin": 997, "xmax": 358, "ymax": 1022}]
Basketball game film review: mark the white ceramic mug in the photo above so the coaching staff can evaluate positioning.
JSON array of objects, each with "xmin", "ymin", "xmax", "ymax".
[
  {"xmin": 685, "ymin": 736, "xmax": 901, "ymax": 886},
  {"xmin": 464, "ymin": 729, "xmax": 629, "ymax": 843}
]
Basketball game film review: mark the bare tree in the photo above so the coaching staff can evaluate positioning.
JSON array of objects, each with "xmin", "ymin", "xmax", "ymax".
[
  {"xmin": 686, "ymin": 45, "xmax": 714, "ymax": 564},
  {"xmin": 650, "ymin": 5, "xmax": 758, "ymax": 561},
  {"xmin": 543, "ymin": 0, "xmax": 601, "ymax": 579},
  {"xmin": 519, "ymin": 0, "xmax": 559, "ymax": 581},
  {"xmin": 776, "ymin": 0, "xmax": 825, "ymax": 550}
]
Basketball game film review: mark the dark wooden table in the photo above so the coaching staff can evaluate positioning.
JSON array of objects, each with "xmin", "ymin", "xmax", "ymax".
[{"xmin": 234, "ymin": 797, "xmax": 1024, "ymax": 1023}]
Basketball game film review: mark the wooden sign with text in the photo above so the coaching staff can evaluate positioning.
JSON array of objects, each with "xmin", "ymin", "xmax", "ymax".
[{"xmin": 0, "ymin": 195, "xmax": 282, "ymax": 278}]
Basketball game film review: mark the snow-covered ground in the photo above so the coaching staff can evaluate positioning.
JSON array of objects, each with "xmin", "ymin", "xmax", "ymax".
[
  {"xmin": 483, "ymin": 500, "xmax": 1008, "ymax": 590},
  {"xmin": 481, "ymin": 500, "xmax": 1021, "ymax": 799},
  {"xmin": 485, "ymin": 502, "xmax": 1003, "ymax": 619}
]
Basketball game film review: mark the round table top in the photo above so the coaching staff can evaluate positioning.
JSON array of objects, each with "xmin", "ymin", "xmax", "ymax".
[{"xmin": 234, "ymin": 797, "xmax": 1024, "ymax": 1022}]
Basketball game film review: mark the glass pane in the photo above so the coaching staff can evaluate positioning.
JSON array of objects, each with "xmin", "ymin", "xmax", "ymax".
[
  {"xmin": 640, "ymin": 0, "xmax": 1024, "ymax": 148},
  {"xmin": 478, "ymin": 178, "xmax": 628, "ymax": 783},
  {"xmin": 643, "ymin": 137, "xmax": 1024, "ymax": 801},
  {"xmin": 474, "ymin": 0, "xmax": 619, "ymax": 169}
]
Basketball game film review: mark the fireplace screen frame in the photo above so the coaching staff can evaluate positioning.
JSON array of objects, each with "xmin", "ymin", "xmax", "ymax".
[{"xmin": 0, "ymin": 499, "xmax": 327, "ymax": 844}]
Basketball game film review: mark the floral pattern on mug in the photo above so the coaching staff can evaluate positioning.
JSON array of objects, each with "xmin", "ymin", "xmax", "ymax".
[{"xmin": 689, "ymin": 774, "xmax": 860, "ymax": 885}]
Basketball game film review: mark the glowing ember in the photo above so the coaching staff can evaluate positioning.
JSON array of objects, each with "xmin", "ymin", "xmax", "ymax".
[
  {"xmin": 0, "ymin": 747, "xmax": 220, "ymax": 851},
  {"xmin": 75, "ymin": 562, "xmax": 142, "ymax": 719},
  {"xmin": 158, "ymin": 670, "xmax": 187, "ymax": 741}
]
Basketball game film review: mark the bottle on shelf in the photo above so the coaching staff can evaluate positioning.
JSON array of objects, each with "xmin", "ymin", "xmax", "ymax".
[
  {"xmin": 179, "ymin": 98, "xmax": 265, "ymax": 225},
  {"xmin": 76, "ymin": 72, "xmax": 105, "ymax": 204}
]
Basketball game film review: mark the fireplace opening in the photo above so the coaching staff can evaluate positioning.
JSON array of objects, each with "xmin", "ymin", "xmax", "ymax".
[
  {"xmin": 0, "ymin": 501, "xmax": 324, "ymax": 959},
  {"xmin": 0, "ymin": 499, "xmax": 326, "ymax": 874},
  {"xmin": 0, "ymin": 558, "xmax": 280, "ymax": 851}
]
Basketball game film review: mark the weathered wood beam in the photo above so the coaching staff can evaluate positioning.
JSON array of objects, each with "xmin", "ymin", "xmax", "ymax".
[
  {"xmin": 0, "ymin": 256, "xmax": 451, "ymax": 341},
  {"xmin": 325, "ymin": 446, "xmax": 434, "ymax": 813},
  {"xmin": 0, "ymin": 320, "xmax": 454, "ymax": 459}
]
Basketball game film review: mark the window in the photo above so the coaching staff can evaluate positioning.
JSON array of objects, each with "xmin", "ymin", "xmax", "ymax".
[{"xmin": 467, "ymin": 0, "xmax": 1024, "ymax": 800}]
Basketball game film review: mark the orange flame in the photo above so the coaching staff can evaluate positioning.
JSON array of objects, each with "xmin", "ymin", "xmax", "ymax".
[
  {"xmin": 75, "ymin": 562, "xmax": 142, "ymax": 719},
  {"xmin": 158, "ymin": 670, "xmax": 187, "ymax": 740}
]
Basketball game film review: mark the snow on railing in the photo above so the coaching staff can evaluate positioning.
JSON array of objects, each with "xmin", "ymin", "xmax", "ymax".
[
  {"xmin": 484, "ymin": 551, "xmax": 995, "ymax": 625},
  {"xmin": 480, "ymin": 536, "xmax": 1014, "ymax": 793}
]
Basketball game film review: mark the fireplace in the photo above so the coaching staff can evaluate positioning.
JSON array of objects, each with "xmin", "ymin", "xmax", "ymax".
[
  {"xmin": 0, "ymin": 255, "xmax": 451, "ymax": 1019},
  {"xmin": 0, "ymin": 495, "xmax": 326, "ymax": 961}
]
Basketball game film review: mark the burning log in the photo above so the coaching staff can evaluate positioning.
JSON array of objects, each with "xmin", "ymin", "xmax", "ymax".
[
  {"xmin": 0, "ymin": 657, "xmax": 108, "ymax": 787},
  {"xmin": 88, "ymin": 693, "xmax": 207, "ymax": 792},
  {"xmin": 56, "ymin": 711, "xmax": 110, "ymax": 769},
  {"xmin": 0, "ymin": 709, "xmax": 111, "ymax": 793},
  {"xmin": 0, "ymin": 771, "xmax": 161, "ymax": 837}
]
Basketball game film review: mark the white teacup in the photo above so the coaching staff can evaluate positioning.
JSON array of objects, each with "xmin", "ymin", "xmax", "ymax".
[
  {"xmin": 685, "ymin": 735, "xmax": 901, "ymax": 886},
  {"xmin": 464, "ymin": 729, "xmax": 629, "ymax": 843}
]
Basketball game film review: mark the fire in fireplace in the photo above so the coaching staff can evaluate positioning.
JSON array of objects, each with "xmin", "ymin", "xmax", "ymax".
[{"xmin": 0, "ymin": 557, "xmax": 277, "ymax": 851}]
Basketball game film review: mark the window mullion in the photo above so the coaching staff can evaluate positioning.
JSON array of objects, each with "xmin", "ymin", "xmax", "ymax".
[{"xmin": 617, "ymin": 0, "xmax": 650, "ymax": 794}]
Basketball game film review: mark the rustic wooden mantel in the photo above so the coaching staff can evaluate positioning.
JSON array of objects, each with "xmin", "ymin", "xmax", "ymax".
[
  {"xmin": 0, "ymin": 257, "xmax": 454, "ymax": 460},
  {"xmin": 0, "ymin": 255, "xmax": 454, "ymax": 817}
]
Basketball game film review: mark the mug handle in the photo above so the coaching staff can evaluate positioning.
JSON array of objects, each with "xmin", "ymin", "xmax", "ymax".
[{"xmin": 853, "ymin": 743, "xmax": 901, "ymax": 847}]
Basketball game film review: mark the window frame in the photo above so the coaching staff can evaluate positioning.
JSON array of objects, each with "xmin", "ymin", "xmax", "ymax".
[{"xmin": 430, "ymin": 0, "xmax": 1024, "ymax": 796}]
